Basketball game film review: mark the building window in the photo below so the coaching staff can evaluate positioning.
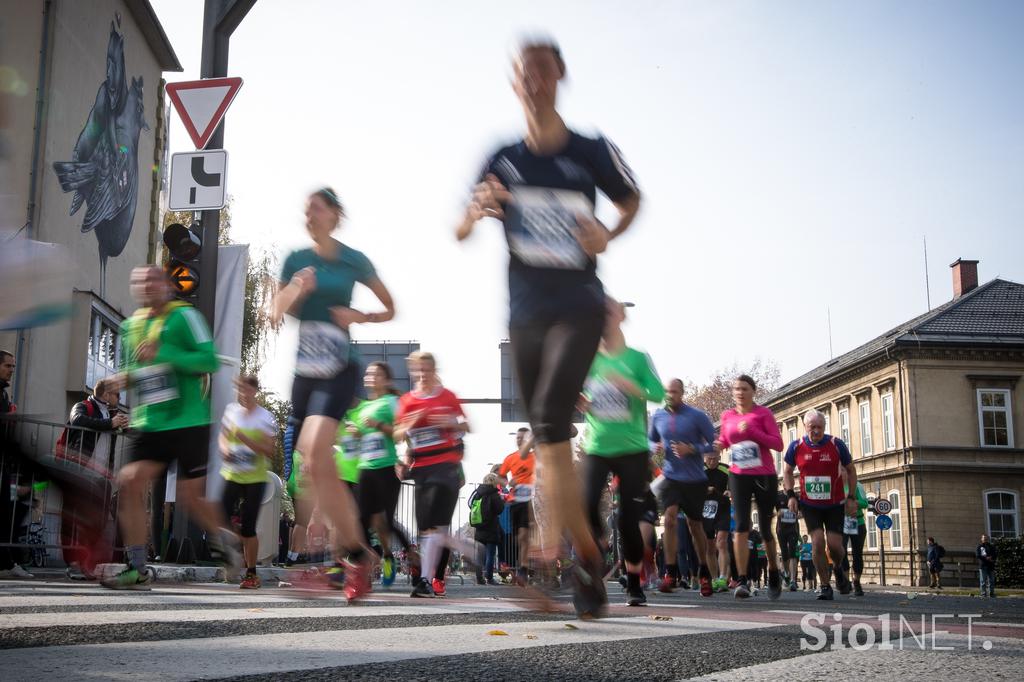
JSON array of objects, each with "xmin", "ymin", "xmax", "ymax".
[
  {"xmin": 888, "ymin": 490, "xmax": 902, "ymax": 549},
  {"xmin": 839, "ymin": 407, "xmax": 850, "ymax": 444},
  {"xmin": 984, "ymin": 490, "xmax": 1019, "ymax": 539},
  {"xmin": 881, "ymin": 393, "xmax": 896, "ymax": 451},
  {"xmin": 859, "ymin": 400, "xmax": 872, "ymax": 456},
  {"xmin": 86, "ymin": 305, "xmax": 122, "ymax": 390},
  {"xmin": 866, "ymin": 509, "xmax": 878, "ymax": 550},
  {"xmin": 977, "ymin": 389, "xmax": 1014, "ymax": 448},
  {"xmin": 823, "ymin": 413, "xmax": 831, "ymax": 434},
  {"xmin": 788, "ymin": 425, "xmax": 797, "ymax": 445}
]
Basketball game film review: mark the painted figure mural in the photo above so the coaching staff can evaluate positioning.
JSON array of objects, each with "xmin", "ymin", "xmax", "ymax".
[{"xmin": 53, "ymin": 14, "xmax": 149, "ymax": 297}]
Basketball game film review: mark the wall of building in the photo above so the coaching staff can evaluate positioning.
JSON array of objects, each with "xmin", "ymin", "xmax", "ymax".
[{"xmin": 4, "ymin": 0, "xmax": 168, "ymax": 420}]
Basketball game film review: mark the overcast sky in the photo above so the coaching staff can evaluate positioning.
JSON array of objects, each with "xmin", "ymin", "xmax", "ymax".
[{"xmin": 150, "ymin": 0, "xmax": 1024, "ymax": 496}]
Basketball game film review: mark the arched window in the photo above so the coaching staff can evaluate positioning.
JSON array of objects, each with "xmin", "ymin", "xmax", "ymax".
[{"xmin": 887, "ymin": 490, "xmax": 902, "ymax": 549}]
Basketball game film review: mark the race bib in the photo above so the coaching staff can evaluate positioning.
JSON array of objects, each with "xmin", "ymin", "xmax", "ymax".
[
  {"xmin": 513, "ymin": 484, "xmax": 534, "ymax": 503},
  {"xmin": 729, "ymin": 441, "xmax": 762, "ymax": 470},
  {"xmin": 226, "ymin": 446, "xmax": 257, "ymax": 472},
  {"xmin": 339, "ymin": 435, "xmax": 360, "ymax": 459},
  {"xmin": 359, "ymin": 433, "xmax": 387, "ymax": 462},
  {"xmin": 586, "ymin": 377, "xmax": 630, "ymax": 422},
  {"xmin": 133, "ymin": 364, "xmax": 178, "ymax": 406},
  {"xmin": 844, "ymin": 516, "xmax": 859, "ymax": 535},
  {"xmin": 780, "ymin": 509, "xmax": 798, "ymax": 524},
  {"xmin": 506, "ymin": 187, "xmax": 593, "ymax": 270},
  {"xmin": 804, "ymin": 476, "xmax": 832, "ymax": 501},
  {"xmin": 295, "ymin": 322, "xmax": 349, "ymax": 379},
  {"xmin": 409, "ymin": 426, "xmax": 444, "ymax": 450},
  {"xmin": 702, "ymin": 500, "xmax": 719, "ymax": 520}
]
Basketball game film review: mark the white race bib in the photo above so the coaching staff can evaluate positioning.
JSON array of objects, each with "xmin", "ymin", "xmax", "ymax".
[
  {"xmin": 513, "ymin": 484, "xmax": 534, "ymax": 503},
  {"xmin": 359, "ymin": 433, "xmax": 387, "ymax": 462},
  {"xmin": 133, "ymin": 364, "xmax": 178, "ymax": 406},
  {"xmin": 780, "ymin": 509, "xmax": 798, "ymax": 524},
  {"xmin": 295, "ymin": 321, "xmax": 349, "ymax": 378},
  {"xmin": 586, "ymin": 377, "xmax": 630, "ymax": 422},
  {"xmin": 506, "ymin": 187, "xmax": 593, "ymax": 270},
  {"xmin": 225, "ymin": 445, "xmax": 257, "ymax": 472},
  {"xmin": 729, "ymin": 441, "xmax": 762, "ymax": 470},
  {"xmin": 804, "ymin": 476, "xmax": 832, "ymax": 501},
  {"xmin": 409, "ymin": 426, "xmax": 444, "ymax": 450},
  {"xmin": 339, "ymin": 435, "xmax": 360, "ymax": 459},
  {"xmin": 844, "ymin": 516, "xmax": 859, "ymax": 535},
  {"xmin": 702, "ymin": 500, "xmax": 719, "ymax": 519}
]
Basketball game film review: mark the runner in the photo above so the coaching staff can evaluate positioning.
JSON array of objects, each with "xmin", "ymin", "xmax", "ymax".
[
  {"xmin": 219, "ymin": 375, "xmax": 277, "ymax": 589},
  {"xmin": 393, "ymin": 351, "xmax": 469, "ymax": 598},
  {"xmin": 354, "ymin": 362, "xmax": 413, "ymax": 588},
  {"xmin": 455, "ymin": 36, "xmax": 640, "ymax": 619},
  {"xmin": 799, "ymin": 534, "xmax": 815, "ymax": 591},
  {"xmin": 782, "ymin": 409, "xmax": 858, "ymax": 600},
  {"xmin": 579, "ymin": 299, "xmax": 664, "ymax": 607},
  {"xmin": 285, "ymin": 446, "xmax": 313, "ymax": 566},
  {"xmin": 775, "ymin": 491, "xmax": 801, "ymax": 592},
  {"xmin": 840, "ymin": 476, "xmax": 869, "ymax": 596},
  {"xmin": 702, "ymin": 451, "xmax": 732, "ymax": 592},
  {"xmin": 714, "ymin": 375, "xmax": 785, "ymax": 599},
  {"xmin": 648, "ymin": 378, "xmax": 716, "ymax": 597},
  {"xmin": 102, "ymin": 265, "xmax": 237, "ymax": 590},
  {"xmin": 497, "ymin": 427, "xmax": 536, "ymax": 586},
  {"xmin": 271, "ymin": 187, "xmax": 396, "ymax": 602}
]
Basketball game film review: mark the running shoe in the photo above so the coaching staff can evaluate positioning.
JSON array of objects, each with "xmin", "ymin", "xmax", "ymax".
[
  {"xmin": 410, "ymin": 577, "xmax": 433, "ymax": 598},
  {"xmin": 381, "ymin": 556, "xmax": 396, "ymax": 588},
  {"xmin": 101, "ymin": 565, "xmax": 152, "ymax": 591},
  {"xmin": 210, "ymin": 535, "xmax": 244, "ymax": 583},
  {"xmin": 817, "ymin": 584, "xmax": 835, "ymax": 601},
  {"xmin": 699, "ymin": 575, "xmax": 713, "ymax": 598},
  {"xmin": 6, "ymin": 564, "xmax": 34, "ymax": 579},
  {"xmin": 626, "ymin": 585, "xmax": 647, "ymax": 607},
  {"xmin": 789, "ymin": 580, "xmax": 798, "ymax": 592},
  {"xmin": 678, "ymin": 578, "xmax": 691, "ymax": 591},
  {"xmin": 733, "ymin": 581, "xmax": 751, "ymax": 599},
  {"xmin": 767, "ymin": 571, "xmax": 782, "ymax": 601},
  {"xmin": 344, "ymin": 559, "xmax": 371, "ymax": 603},
  {"xmin": 431, "ymin": 578, "xmax": 447, "ymax": 597},
  {"xmin": 712, "ymin": 578, "xmax": 728, "ymax": 593},
  {"xmin": 571, "ymin": 556, "xmax": 608, "ymax": 620},
  {"xmin": 618, "ymin": 575, "xmax": 629, "ymax": 591},
  {"xmin": 727, "ymin": 578, "xmax": 740, "ymax": 590},
  {"xmin": 853, "ymin": 580, "xmax": 864, "ymax": 597},
  {"xmin": 240, "ymin": 573, "xmax": 261, "ymax": 590},
  {"xmin": 325, "ymin": 564, "xmax": 346, "ymax": 590},
  {"xmin": 835, "ymin": 569, "xmax": 852, "ymax": 596},
  {"xmin": 657, "ymin": 574, "xmax": 677, "ymax": 593}
]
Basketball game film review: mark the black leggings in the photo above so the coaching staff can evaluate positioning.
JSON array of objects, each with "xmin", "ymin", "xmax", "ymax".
[
  {"xmin": 358, "ymin": 467, "xmax": 411, "ymax": 552},
  {"xmin": 842, "ymin": 524, "xmax": 866, "ymax": 575},
  {"xmin": 221, "ymin": 480, "xmax": 266, "ymax": 538},
  {"xmin": 510, "ymin": 313, "xmax": 604, "ymax": 444},
  {"xmin": 412, "ymin": 463, "xmax": 460, "ymax": 531},
  {"xmin": 583, "ymin": 451, "xmax": 647, "ymax": 565},
  {"xmin": 729, "ymin": 473, "xmax": 778, "ymax": 539}
]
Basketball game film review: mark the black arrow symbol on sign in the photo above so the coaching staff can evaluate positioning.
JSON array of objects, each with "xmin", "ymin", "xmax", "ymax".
[{"xmin": 190, "ymin": 156, "xmax": 222, "ymax": 204}]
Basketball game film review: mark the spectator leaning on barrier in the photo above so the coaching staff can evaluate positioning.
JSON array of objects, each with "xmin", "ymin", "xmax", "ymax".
[
  {"xmin": 977, "ymin": 533, "xmax": 998, "ymax": 598},
  {"xmin": 67, "ymin": 378, "xmax": 129, "ymax": 465},
  {"xmin": 0, "ymin": 350, "xmax": 15, "ymax": 415}
]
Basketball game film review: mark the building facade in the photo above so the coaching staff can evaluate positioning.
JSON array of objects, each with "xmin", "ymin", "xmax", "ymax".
[
  {"xmin": 761, "ymin": 260, "xmax": 1024, "ymax": 586},
  {"xmin": 0, "ymin": 0, "xmax": 180, "ymax": 419}
]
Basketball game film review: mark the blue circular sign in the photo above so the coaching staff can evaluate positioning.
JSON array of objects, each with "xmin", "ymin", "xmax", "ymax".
[{"xmin": 875, "ymin": 514, "xmax": 893, "ymax": 531}]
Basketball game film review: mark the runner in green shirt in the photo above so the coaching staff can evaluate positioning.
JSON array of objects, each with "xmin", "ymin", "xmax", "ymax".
[
  {"xmin": 103, "ymin": 265, "xmax": 238, "ymax": 590},
  {"xmin": 841, "ymin": 479, "xmax": 870, "ymax": 596},
  {"xmin": 580, "ymin": 298, "xmax": 664, "ymax": 607}
]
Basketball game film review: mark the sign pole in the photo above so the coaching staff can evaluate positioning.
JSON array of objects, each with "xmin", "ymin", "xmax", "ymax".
[{"xmin": 879, "ymin": 522, "xmax": 886, "ymax": 587}]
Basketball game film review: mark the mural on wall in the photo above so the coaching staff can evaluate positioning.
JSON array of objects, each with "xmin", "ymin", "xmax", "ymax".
[{"xmin": 53, "ymin": 14, "xmax": 149, "ymax": 298}]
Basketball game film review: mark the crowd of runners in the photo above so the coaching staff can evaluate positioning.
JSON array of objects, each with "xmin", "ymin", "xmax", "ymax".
[{"xmin": 86, "ymin": 36, "xmax": 871, "ymax": 618}]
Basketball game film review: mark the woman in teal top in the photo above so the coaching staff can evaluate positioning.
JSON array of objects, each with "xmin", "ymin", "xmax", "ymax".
[
  {"xmin": 580, "ymin": 299, "xmax": 665, "ymax": 609},
  {"xmin": 271, "ymin": 187, "xmax": 395, "ymax": 601},
  {"xmin": 354, "ymin": 362, "xmax": 414, "ymax": 587}
]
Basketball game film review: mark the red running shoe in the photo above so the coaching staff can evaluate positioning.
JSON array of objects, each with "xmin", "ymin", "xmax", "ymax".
[
  {"xmin": 343, "ymin": 559, "xmax": 371, "ymax": 603},
  {"xmin": 658, "ymin": 574, "xmax": 677, "ymax": 593},
  {"xmin": 699, "ymin": 575, "xmax": 713, "ymax": 598},
  {"xmin": 431, "ymin": 578, "xmax": 447, "ymax": 597}
]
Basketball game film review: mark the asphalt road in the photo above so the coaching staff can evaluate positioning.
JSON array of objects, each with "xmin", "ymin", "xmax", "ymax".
[{"xmin": 1, "ymin": 576, "xmax": 1021, "ymax": 681}]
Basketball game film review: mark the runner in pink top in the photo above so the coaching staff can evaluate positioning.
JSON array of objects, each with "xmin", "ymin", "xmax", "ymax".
[{"xmin": 713, "ymin": 375, "xmax": 785, "ymax": 600}]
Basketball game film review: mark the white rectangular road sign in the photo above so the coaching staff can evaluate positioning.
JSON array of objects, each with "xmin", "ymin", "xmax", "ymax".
[{"xmin": 168, "ymin": 150, "xmax": 228, "ymax": 211}]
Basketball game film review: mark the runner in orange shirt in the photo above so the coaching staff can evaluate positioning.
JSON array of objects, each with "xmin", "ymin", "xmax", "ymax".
[{"xmin": 498, "ymin": 427, "xmax": 536, "ymax": 585}]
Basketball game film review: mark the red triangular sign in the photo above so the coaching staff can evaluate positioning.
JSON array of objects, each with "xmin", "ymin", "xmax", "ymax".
[{"xmin": 166, "ymin": 77, "xmax": 243, "ymax": 149}]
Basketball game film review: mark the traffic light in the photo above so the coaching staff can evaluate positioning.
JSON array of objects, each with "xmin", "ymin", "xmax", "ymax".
[{"xmin": 163, "ymin": 222, "xmax": 201, "ymax": 299}]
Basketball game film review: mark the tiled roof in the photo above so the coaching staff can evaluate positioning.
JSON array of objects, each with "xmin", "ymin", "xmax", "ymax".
[{"xmin": 763, "ymin": 278, "xmax": 1024, "ymax": 405}]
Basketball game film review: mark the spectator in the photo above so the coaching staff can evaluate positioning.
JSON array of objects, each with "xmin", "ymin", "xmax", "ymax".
[
  {"xmin": 469, "ymin": 473, "xmax": 505, "ymax": 585},
  {"xmin": 977, "ymin": 534, "xmax": 998, "ymax": 598},
  {"xmin": 0, "ymin": 349, "xmax": 32, "ymax": 579},
  {"xmin": 927, "ymin": 536, "xmax": 945, "ymax": 589},
  {"xmin": 67, "ymin": 378, "xmax": 129, "ymax": 466},
  {"xmin": 0, "ymin": 350, "xmax": 15, "ymax": 415}
]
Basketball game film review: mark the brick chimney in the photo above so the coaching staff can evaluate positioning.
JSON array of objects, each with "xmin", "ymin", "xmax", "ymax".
[{"xmin": 950, "ymin": 258, "xmax": 979, "ymax": 298}]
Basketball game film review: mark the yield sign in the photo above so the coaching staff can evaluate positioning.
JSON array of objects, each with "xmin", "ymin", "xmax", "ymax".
[{"xmin": 166, "ymin": 77, "xmax": 243, "ymax": 149}]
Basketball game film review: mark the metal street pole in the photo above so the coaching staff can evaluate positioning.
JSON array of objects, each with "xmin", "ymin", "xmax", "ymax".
[{"xmin": 171, "ymin": 0, "xmax": 256, "ymax": 564}]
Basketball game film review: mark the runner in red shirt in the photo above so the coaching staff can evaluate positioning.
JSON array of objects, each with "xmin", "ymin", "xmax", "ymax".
[
  {"xmin": 394, "ymin": 351, "xmax": 469, "ymax": 598},
  {"xmin": 782, "ymin": 409, "xmax": 859, "ymax": 600}
]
